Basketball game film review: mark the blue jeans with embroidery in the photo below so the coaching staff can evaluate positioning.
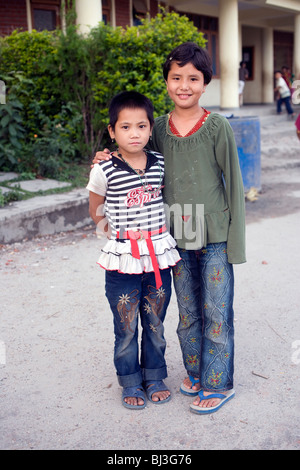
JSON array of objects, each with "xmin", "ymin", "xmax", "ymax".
[
  {"xmin": 173, "ymin": 243, "xmax": 234, "ymax": 392},
  {"xmin": 105, "ymin": 269, "xmax": 172, "ymax": 388}
]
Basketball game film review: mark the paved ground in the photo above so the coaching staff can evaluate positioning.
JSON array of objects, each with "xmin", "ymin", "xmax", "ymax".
[{"xmin": 0, "ymin": 104, "xmax": 299, "ymax": 451}]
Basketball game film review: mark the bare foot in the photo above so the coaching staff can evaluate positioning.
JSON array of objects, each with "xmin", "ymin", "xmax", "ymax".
[
  {"xmin": 192, "ymin": 389, "xmax": 233, "ymax": 409},
  {"xmin": 183, "ymin": 376, "xmax": 200, "ymax": 392},
  {"xmin": 124, "ymin": 394, "xmax": 145, "ymax": 407},
  {"xmin": 122, "ymin": 386, "xmax": 146, "ymax": 408},
  {"xmin": 151, "ymin": 389, "xmax": 171, "ymax": 402},
  {"xmin": 145, "ymin": 381, "xmax": 171, "ymax": 403}
]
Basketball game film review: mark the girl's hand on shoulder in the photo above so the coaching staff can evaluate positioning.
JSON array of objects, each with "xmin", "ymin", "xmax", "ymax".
[{"xmin": 91, "ymin": 148, "xmax": 111, "ymax": 167}]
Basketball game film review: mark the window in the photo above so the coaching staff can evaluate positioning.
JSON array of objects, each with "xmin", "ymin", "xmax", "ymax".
[
  {"xmin": 33, "ymin": 8, "xmax": 57, "ymax": 30},
  {"xmin": 133, "ymin": 0, "xmax": 148, "ymax": 26},
  {"xmin": 181, "ymin": 13, "xmax": 220, "ymax": 78},
  {"xmin": 242, "ymin": 46, "xmax": 254, "ymax": 80},
  {"xmin": 274, "ymin": 31, "xmax": 293, "ymax": 72},
  {"xmin": 102, "ymin": 0, "xmax": 111, "ymax": 25},
  {"xmin": 31, "ymin": 1, "xmax": 60, "ymax": 32}
]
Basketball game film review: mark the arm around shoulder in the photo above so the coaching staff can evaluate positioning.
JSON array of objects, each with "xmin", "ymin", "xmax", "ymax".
[
  {"xmin": 88, "ymin": 191, "xmax": 111, "ymax": 238},
  {"xmin": 87, "ymin": 164, "xmax": 111, "ymax": 237}
]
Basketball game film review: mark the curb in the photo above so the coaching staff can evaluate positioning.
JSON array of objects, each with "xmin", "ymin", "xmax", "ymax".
[{"xmin": 0, "ymin": 188, "xmax": 91, "ymax": 244}]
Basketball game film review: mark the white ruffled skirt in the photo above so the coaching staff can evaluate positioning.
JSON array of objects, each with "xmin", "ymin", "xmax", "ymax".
[{"xmin": 97, "ymin": 233, "xmax": 180, "ymax": 274}]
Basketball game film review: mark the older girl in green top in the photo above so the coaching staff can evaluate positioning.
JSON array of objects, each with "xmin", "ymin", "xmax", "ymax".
[
  {"xmin": 154, "ymin": 42, "xmax": 245, "ymax": 415},
  {"xmin": 94, "ymin": 42, "xmax": 246, "ymax": 414}
]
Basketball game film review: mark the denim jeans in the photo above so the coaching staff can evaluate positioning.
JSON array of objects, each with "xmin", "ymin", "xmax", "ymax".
[
  {"xmin": 277, "ymin": 96, "xmax": 294, "ymax": 115},
  {"xmin": 173, "ymin": 243, "xmax": 234, "ymax": 392},
  {"xmin": 105, "ymin": 269, "xmax": 172, "ymax": 387}
]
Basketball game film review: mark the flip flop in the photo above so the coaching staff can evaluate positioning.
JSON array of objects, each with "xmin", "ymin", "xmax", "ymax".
[
  {"xmin": 190, "ymin": 389, "xmax": 235, "ymax": 414},
  {"xmin": 122, "ymin": 385, "xmax": 146, "ymax": 410},
  {"xmin": 180, "ymin": 375, "xmax": 200, "ymax": 396},
  {"xmin": 144, "ymin": 380, "xmax": 171, "ymax": 404}
]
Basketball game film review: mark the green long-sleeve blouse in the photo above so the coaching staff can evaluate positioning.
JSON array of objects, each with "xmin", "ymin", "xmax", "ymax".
[{"xmin": 150, "ymin": 112, "xmax": 246, "ymax": 264}]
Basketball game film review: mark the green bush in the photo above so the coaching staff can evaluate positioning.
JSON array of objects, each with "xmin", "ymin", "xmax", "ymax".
[
  {"xmin": 0, "ymin": 74, "xmax": 27, "ymax": 170},
  {"xmin": 0, "ymin": 72, "xmax": 82, "ymax": 173},
  {"xmin": 44, "ymin": 21, "xmax": 111, "ymax": 158},
  {"xmin": 0, "ymin": 7, "xmax": 206, "ymax": 172},
  {"xmin": 0, "ymin": 29, "xmax": 60, "ymax": 119},
  {"xmin": 23, "ymin": 101, "xmax": 82, "ymax": 175}
]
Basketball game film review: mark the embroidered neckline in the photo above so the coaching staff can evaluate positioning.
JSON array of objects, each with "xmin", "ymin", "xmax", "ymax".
[{"xmin": 168, "ymin": 108, "xmax": 211, "ymax": 137}]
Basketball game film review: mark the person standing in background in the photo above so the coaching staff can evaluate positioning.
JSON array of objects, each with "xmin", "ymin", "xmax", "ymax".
[
  {"xmin": 281, "ymin": 66, "xmax": 293, "ymax": 91},
  {"xmin": 238, "ymin": 61, "xmax": 249, "ymax": 107},
  {"xmin": 274, "ymin": 70, "xmax": 295, "ymax": 117}
]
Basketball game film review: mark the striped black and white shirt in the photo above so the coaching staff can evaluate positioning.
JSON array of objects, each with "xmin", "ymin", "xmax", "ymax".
[
  {"xmin": 87, "ymin": 150, "xmax": 180, "ymax": 274},
  {"xmin": 87, "ymin": 150, "xmax": 166, "ymax": 239}
]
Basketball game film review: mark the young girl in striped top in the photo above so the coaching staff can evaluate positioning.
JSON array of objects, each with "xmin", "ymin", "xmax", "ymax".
[{"xmin": 87, "ymin": 91, "xmax": 180, "ymax": 409}]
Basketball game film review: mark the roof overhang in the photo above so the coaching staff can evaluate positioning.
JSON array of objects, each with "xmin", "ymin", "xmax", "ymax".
[{"xmin": 164, "ymin": 0, "xmax": 300, "ymax": 32}]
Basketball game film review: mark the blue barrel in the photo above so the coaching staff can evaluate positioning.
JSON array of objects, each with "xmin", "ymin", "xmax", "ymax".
[{"xmin": 228, "ymin": 116, "xmax": 261, "ymax": 192}]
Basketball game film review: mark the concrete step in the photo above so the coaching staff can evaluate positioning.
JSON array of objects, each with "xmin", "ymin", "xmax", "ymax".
[{"xmin": 0, "ymin": 175, "xmax": 90, "ymax": 244}]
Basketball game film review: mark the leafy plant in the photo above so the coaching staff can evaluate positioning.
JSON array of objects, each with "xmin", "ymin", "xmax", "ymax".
[
  {"xmin": 0, "ymin": 74, "xmax": 27, "ymax": 169},
  {"xmin": 0, "ymin": 189, "xmax": 4, "ymax": 207},
  {"xmin": 0, "ymin": 186, "xmax": 25, "ymax": 206},
  {"xmin": 45, "ymin": 21, "xmax": 113, "ymax": 158},
  {"xmin": 0, "ymin": 29, "xmax": 58, "ymax": 114}
]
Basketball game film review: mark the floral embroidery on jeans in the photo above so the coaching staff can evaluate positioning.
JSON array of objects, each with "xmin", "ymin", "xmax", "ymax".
[
  {"xmin": 149, "ymin": 323, "xmax": 158, "ymax": 333},
  {"xmin": 145, "ymin": 285, "xmax": 166, "ymax": 327},
  {"xmin": 117, "ymin": 289, "xmax": 139, "ymax": 332},
  {"xmin": 208, "ymin": 267, "xmax": 224, "ymax": 286},
  {"xmin": 208, "ymin": 369, "xmax": 223, "ymax": 388},
  {"xmin": 174, "ymin": 244, "xmax": 234, "ymax": 391},
  {"xmin": 173, "ymin": 264, "xmax": 183, "ymax": 280},
  {"xmin": 186, "ymin": 354, "xmax": 199, "ymax": 368},
  {"xmin": 180, "ymin": 313, "xmax": 191, "ymax": 328},
  {"xmin": 144, "ymin": 303, "xmax": 151, "ymax": 314},
  {"xmin": 210, "ymin": 321, "xmax": 223, "ymax": 338}
]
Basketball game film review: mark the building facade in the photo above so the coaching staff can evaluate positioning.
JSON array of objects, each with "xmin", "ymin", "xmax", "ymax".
[{"xmin": 1, "ymin": 0, "xmax": 299, "ymax": 109}]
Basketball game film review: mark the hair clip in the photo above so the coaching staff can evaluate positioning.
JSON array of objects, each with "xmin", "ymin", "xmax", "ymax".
[{"xmin": 169, "ymin": 56, "xmax": 173, "ymax": 60}]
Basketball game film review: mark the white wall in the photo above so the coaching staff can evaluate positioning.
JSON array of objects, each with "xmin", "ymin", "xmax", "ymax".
[
  {"xmin": 242, "ymin": 26, "xmax": 263, "ymax": 104},
  {"xmin": 199, "ymin": 79, "xmax": 221, "ymax": 107}
]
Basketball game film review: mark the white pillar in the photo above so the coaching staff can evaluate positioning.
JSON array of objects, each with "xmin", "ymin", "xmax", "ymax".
[
  {"xmin": 238, "ymin": 22, "xmax": 242, "ymax": 62},
  {"xmin": 262, "ymin": 27, "xmax": 274, "ymax": 103},
  {"xmin": 294, "ymin": 14, "xmax": 300, "ymax": 80},
  {"xmin": 111, "ymin": 0, "xmax": 116, "ymax": 29},
  {"xmin": 75, "ymin": 0, "xmax": 102, "ymax": 34},
  {"xmin": 219, "ymin": 0, "xmax": 239, "ymax": 109},
  {"xmin": 25, "ymin": 0, "xmax": 32, "ymax": 32}
]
